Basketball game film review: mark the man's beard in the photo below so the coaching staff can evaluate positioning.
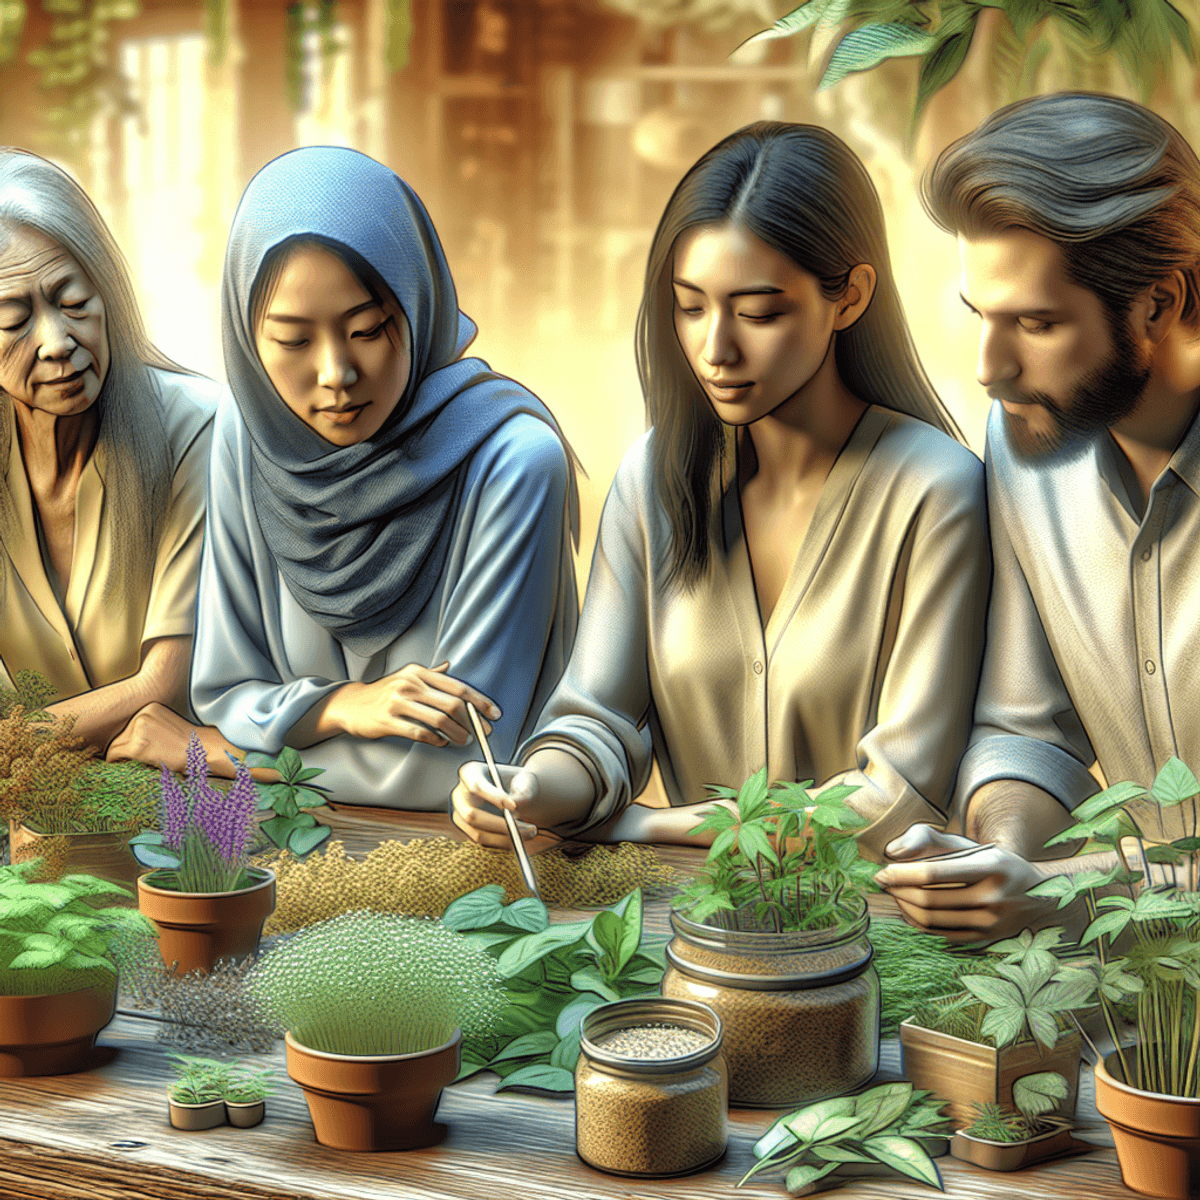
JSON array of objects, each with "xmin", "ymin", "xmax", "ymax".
[{"xmin": 992, "ymin": 315, "xmax": 1152, "ymax": 461}]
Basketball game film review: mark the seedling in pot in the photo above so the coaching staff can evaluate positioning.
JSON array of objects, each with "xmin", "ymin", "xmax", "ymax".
[{"xmin": 167, "ymin": 1053, "xmax": 229, "ymax": 1130}]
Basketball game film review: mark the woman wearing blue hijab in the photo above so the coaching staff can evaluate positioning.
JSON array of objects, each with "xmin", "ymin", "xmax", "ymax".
[{"xmin": 189, "ymin": 147, "xmax": 580, "ymax": 807}]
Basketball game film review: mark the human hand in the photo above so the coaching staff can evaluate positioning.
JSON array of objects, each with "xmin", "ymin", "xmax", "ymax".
[
  {"xmin": 106, "ymin": 703, "xmax": 262, "ymax": 778},
  {"xmin": 874, "ymin": 823, "xmax": 1051, "ymax": 944},
  {"xmin": 451, "ymin": 760, "xmax": 540, "ymax": 848},
  {"xmin": 325, "ymin": 662, "xmax": 500, "ymax": 746}
]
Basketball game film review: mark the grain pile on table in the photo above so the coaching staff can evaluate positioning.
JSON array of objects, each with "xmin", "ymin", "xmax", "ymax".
[{"xmin": 257, "ymin": 837, "xmax": 677, "ymax": 933}]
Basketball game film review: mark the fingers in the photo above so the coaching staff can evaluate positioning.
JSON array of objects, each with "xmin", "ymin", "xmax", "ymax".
[
  {"xmin": 451, "ymin": 762, "xmax": 539, "ymax": 848},
  {"xmin": 418, "ymin": 664, "xmax": 501, "ymax": 721},
  {"xmin": 876, "ymin": 855, "xmax": 994, "ymax": 891},
  {"xmin": 883, "ymin": 823, "xmax": 973, "ymax": 861},
  {"xmin": 892, "ymin": 895, "xmax": 1001, "ymax": 940}
]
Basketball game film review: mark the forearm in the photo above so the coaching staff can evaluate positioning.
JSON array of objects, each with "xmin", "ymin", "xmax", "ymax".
[
  {"xmin": 288, "ymin": 684, "xmax": 355, "ymax": 748},
  {"xmin": 963, "ymin": 778, "xmax": 1085, "ymax": 860},
  {"xmin": 47, "ymin": 637, "xmax": 190, "ymax": 751},
  {"xmin": 578, "ymin": 801, "xmax": 725, "ymax": 846}
]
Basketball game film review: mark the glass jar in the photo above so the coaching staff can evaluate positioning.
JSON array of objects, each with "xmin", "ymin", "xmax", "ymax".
[
  {"xmin": 662, "ymin": 897, "xmax": 880, "ymax": 1108},
  {"xmin": 575, "ymin": 997, "xmax": 727, "ymax": 1178}
]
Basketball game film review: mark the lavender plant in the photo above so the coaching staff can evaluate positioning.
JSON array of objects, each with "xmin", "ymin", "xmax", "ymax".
[{"xmin": 130, "ymin": 734, "xmax": 259, "ymax": 893}]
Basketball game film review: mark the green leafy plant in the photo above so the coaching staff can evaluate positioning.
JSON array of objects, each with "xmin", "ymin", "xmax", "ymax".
[
  {"xmin": 222, "ymin": 1062, "xmax": 274, "ymax": 1104},
  {"xmin": 962, "ymin": 1072, "xmax": 1070, "ymax": 1141},
  {"xmin": 676, "ymin": 768, "xmax": 875, "ymax": 932},
  {"xmin": 443, "ymin": 885, "xmax": 665, "ymax": 1093},
  {"xmin": 245, "ymin": 747, "xmax": 331, "ymax": 858},
  {"xmin": 0, "ymin": 860, "xmax": 157, "ymax": 996},
  {"xmin": 167, "ymin": 1053, "xmax": 229, "ymax": 1104},
  {"xmin": 247, "ymin": 910, "xmax": 505, "ymax": 1056},
  {"xmin": 739, "ymin": 1080, "xmax": 950, "ymax": 1194},
  {"xmin": 1028, "ymin": 756, "xmax": 1200, "ymax": 1098}
]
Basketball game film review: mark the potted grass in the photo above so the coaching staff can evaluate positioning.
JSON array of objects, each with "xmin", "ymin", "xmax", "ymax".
[
  {"xmin": 167, "ymin": 1053, "xmax": 229, "ymax": 1130},
  {"xmin": 661, "ymin": 768, "xmax": 881, "ymax": 1108},
  {"xmin": 132, "ymin": 734, "xmax": 274, "ymax": 976},
  {"xmin": 247, "ymin": 910, "xmax": 505, "ymax": 1151},
  {"xmin": 898, "ymin": 928, "xmax": 1092, "ymax": 1127},
  {"xmin": 1027, "ymin": 757, "xmax": 1200, "ymax": 1200},
  {"xmin": 950, "ymin": 1071, "xmax": 1090, "ymax": 1171},
  {"xmin": 223, "ymin": 1062, "xmax": 273, "ymax": 1128},
  {"xmin": 0, "ymin": 860, "xmax": 157, "ymax": 1075}
]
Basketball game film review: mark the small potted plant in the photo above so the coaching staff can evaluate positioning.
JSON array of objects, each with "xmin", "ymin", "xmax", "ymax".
[
  {"xmin": 222, "ymin": 1061, "xmax": 273, "ymax": 1127},
  {"xmin": 0, "ymin": 860, "xmax": 156, "ymax": 1075},
  {"xmin": 247, "ymin": 910, "xmax": 505, "ymax": 1151},
  {"xmin": 950, "ymin": 1071, "xmax": 1090, "ymax": 1171},
  {"xmin": 132, "ymin": 734, "xmax": 275, "ymax": 976},
  {"xmin": 1028, "ymin": 757, "xmax": 1200, "ymax": 1199},
  {"xmin": 662, "ymin": 768, "xmax": 881, "ymax": 1107},
  {"xmin": 899, "ymin": 928, "xmax": 1092, "ymax": 1127},
  {"xmin": 167, "ymin": 1053, "xmax": 229, "ymax": 1130}
]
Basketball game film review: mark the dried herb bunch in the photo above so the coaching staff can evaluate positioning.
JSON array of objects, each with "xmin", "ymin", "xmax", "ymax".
[
  {"xmin": 258, "ymin": 837, "xmax": 676, "ymax": 933},
  {"xmin": 0, "ymin": 669, "xmax": 57, "ymax": 718},
  {"xmin": 0, "ymin": 705, "xmax": 160, "ymax": 836},
  {"xmin": 247, "ymin": 911, "xmax": 506, "ymax": 1056}
]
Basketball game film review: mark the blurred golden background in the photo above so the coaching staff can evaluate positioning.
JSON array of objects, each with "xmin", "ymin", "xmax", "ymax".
[{"xmin": 2, "ymin": 0, "xmax": 1200, "ymax": 588}]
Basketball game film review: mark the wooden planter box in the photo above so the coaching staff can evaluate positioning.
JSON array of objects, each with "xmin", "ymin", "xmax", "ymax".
[{"xmin": 899, "ymin": 1019, "xmax": 1082, "ymax": 1129}]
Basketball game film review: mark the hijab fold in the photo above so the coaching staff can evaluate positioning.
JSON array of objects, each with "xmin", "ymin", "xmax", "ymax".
[{"xmin": 222, "ymin": 146, "xmax": 579, "ymax": 657}]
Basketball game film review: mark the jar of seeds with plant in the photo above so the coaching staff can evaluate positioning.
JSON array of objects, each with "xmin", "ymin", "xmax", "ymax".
[{"xmin": 575, "ymin": 997, "xmax": 727, "ymax": 1178}]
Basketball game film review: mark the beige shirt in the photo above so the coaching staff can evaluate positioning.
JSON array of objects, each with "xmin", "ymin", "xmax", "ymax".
[
  {"xmin": 956, "ymin": 400, "xmax": 1200, "ymax": 840},
  {"xmin": 520, "ymin": 406, "xmax": 990, "ymax": 860},
  {"xmin": 0, "ymin": 369, "xmax": 217, "ymax": 701}
]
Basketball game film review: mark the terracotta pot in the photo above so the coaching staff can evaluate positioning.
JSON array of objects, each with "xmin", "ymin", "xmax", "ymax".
[
  {"xmin": 661, "ymin": 901, "xmax": 879, "ymax": 1108},
  {"xmin": 899, "ymin": 1018, "xmax": 1082, "ymax": 1129},
  {"xmin": 1095, "ymin": 1049, "xmax": 1200, "ymax": 1199},
  {"xmin": 950, "ymin": 1122, "xmax": 1091, "ymax": 1171},
  {"xmin": 285, "ymin": 1029, "xmax": 461, "ymax": 1151},
  {"xmin": 137, "ymin": 868, "xmax": 275, "ymax": 976},
  {"xmin": 9, "ymin": 821, "xmax": 141, "ymax": 903},
  {"xmin": 168, "ymin": 1097, "xmax": 226, "ymax": 1130},
  {"xmin": 0, "ymin": 984, "xmax": 116, "ymax": 1076},
  {"xmin": 225, "ymin": 1100, "xmax": 266, "ymax": 1128}
]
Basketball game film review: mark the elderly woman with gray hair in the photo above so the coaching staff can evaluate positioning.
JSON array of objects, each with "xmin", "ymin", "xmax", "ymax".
[{"xmin": 0, "ymin": 148, "xmax": 225, "ymax": 765}]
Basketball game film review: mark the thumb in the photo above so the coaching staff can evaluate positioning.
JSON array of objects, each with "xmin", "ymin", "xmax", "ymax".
[
  {"xmin": 883, "ymin": 823, "xmax": 967, "ymax": 861},
  {"xmin": 507, "ymin": 767, "xmax": 538, "ymax": 804}
]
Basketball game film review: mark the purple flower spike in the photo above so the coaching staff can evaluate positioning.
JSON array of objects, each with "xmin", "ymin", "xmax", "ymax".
[
  {"xmin": 184, "ymin": 732, "xmax": 207, "ymax": 797},
  {"xmin": 222, "ymin": 762, "xmax": 259, "ymax": 860},
  {"xmin": 160, "ymin": 765, "xmax": 188, "ymax": 851}
]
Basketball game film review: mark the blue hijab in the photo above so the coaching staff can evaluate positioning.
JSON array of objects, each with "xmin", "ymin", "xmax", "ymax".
[{"xmin": 222, "ymin": 146, "xmax": 578, "ymax": 658}]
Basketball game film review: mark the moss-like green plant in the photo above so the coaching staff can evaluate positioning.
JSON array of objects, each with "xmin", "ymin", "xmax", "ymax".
[
  {"xmin": 167, "ymin": 1053, "xmax": 229, "ymax": 1104},
  {"xmin": 222, "ymin": 1063, "xmax": 273, "ymax": 1104},
  {"xmin": 247, "ymin": 911, "xmax": 505, "ymax": 1056},
  {"xmin": 962, "ymin": 1072, "xmax": 1070, "ymax": 1141},
  {"xmin": 962, "ymin": 1101, "xmax": 1028, "ymax": 1142}
]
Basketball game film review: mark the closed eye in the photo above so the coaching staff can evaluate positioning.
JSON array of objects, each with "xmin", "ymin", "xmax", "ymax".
[
  {"xmin": 739, "ymin": 312, "xmax": 781, "ymax": 322},
  {"xmin": 1018, "ymin": 318, "xmax": 1053, "ymax": 333},
  {"xmin": 351, "ymin": 318, "xmax": 390, "ymax": 340},
  {"xmin": 273, "ymin": 337, "xmax": 308, "ymax": 349}
]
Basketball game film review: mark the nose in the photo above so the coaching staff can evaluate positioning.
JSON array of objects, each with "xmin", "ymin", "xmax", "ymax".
[
  {"xmin": 976, "ymin": 320, "xmax": 1018, "ymax": 389},
  {"xmin": 316, "ymin": 336, "xmax": 358, "ymax": 392},
  {"xmin": 700, "ymin": 308, "xmax": 739, "ymax": 369},
  {"xmin": 34, "ymin": 308, "xmax": 77, "ymax": 362}
]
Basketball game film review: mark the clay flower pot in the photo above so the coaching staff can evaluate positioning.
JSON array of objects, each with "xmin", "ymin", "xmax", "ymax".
[
  {"xmin": 9, "ymin": 821, "xmax": 142, "ymax": 901},
  {"xmin": 950, "ymin": 1121, "xmax": 1090, "ymax": 1171},
  {"xmin": 1094, "ymin": 1049, "xmax": 1200, "ymax": 1199},
  {"xmin": 225, "ymin": 1100, "xmax": 266, "ymax": 1128},
  {"xmin": 168, "ymin": 1096, "xmax": 226, "ymax": 1130},
  {"xmin": 138, "ymin": 868, "xmax": 275, "ymax": 976},
  {"xmin": 284, "ymin": 1028, "xmax": 461, "ymax": 1151},
  {"xmin": 0, "ymin": 984, "xmax": 116, "ymax": 1076}
]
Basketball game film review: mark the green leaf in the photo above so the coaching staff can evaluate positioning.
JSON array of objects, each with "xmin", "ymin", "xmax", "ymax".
[
  {"xmin": 861, "ymin": 1134, "xmax": 943, "ymax": 1189},
  {"xmin": 1025, "ymin": 1008, "xmax": 1059, "ymax": 1054},
  {"xmin": 853, "ymin": 1082, "xmax": 913, "ymax": 1137},
  {"xmin": 569, "ymin": 967, "xmax": 620, "ymax": 1002},
  {"xmin": 616, "ymin": 888, "xmax": 643, "ymax": 972},
  {"xmin": 294, "ymin": 786, "xmax": 330, "ymax": 809},
  {"xmin": 1152, "ymin": 757, "xmax": 1200, "ymax": 805},
  {"xmin": 496, "ymin": 921, "xmax": 590, "ymax": 977},
  {"xmin": 455, "ymin": 1054, "xmax": 488, "ymax": 1082},
  {"xmin": 591, "ymin": 910, "xmax": 624, "ymax": 967},
  {"xmin": 443, "ymin": 885, "xmax": 507, "ymax": 931},
  {"xmin": 294, "ymin": 766, "xmax": 326, "ymax": 783},
  {"xmin": 707, "ymin": 827, "xmax": 738, "ymax": 863},
  {"xmin": 737, "ymin": 766, "xmax": 771, "ymax": 822},
  {"xmin": 731, "ymin": 0, "xmax": 820, "ymax": 62},
  {"xmin": 491, "ymin": 1030, "xmax": 560, "ymax": 1063},
  {"xmin": 810, "ymin": 1114, "xmax": 866, "ymax": 1141},
  {"xmin": 961, "ymin": 975, "xmax": 1022, "ymax": 1010},
  {"xmin": 980, "ymin": 1006, "xmax": 1026, "ymax": 1049},
  {"xmin": 500, "ymin": 897, "xmax": 549, "ymax": 933},
  {"xmin": 753, "ymin": 1114, "xmax": 800, "ymax": 1160},
  {"xmin": 820, "ymin": 22, "xmax": 937, "ymax": 89},
  {"xmin": 494, "ymin": 1063, "xmax": 576, "ymax": 1093},
  {"xmin": 276, "ymin": 746, "xmax": 302, "ymax": 779},
  {"xmin": 810, "ymin": 1142, "xmax": 874, "ymax": 1163},
  {"xmin": 260, "ymin": 814, "xmax": 305, "ymax": 851},
  {"xmin": 287, "ymin": 822, "xmax": 330, "ymax": 857},
  {"xmin": 1012, "ymin": 1071, "xmax": 1069, "ymax": 1121},
  {"xmin": 785, "ymin": 1162, "xmax": 839, "ymax": 1193},
  {"xmin": 1082, "ymin": 909, "xmax": 1134, "ymax": 946},
  {"xmin": 786, "ymin": 1096, "xmax": 858, "ymax": 1142},
  {"xmin": 1072, "ymin": 780, "xmax": 1148, "ymax": 822},
  {"xmin": 913, "ymin": 28, "xmax": 973, "ymax": 129},
  {"xmin": 738, "ymin": 820, "xmax": 778, "ymax": 869},
  {"xmin": 555, "ymin": 993, "xmax": 608, "ymax": 1039}
]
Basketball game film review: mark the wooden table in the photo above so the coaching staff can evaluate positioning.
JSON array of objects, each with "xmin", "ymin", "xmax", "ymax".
[{"xmin": 0, "ymin": 807, "xmax": 1139, "ymax": 1200}]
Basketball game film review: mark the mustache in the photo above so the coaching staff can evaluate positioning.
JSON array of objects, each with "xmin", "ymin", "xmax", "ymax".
[{"xmin": 987, "ymin": 384, "xmax": 1046, "ymax": 408}]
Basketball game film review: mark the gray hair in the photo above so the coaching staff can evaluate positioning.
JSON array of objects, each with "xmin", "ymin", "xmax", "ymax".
[
  {"xmin": 0, "ymin": 148, "xmax": 186, "ymax": 598},
  {"xmin": 923, "ymin": 93, "xmax": 1200, "ymax": 327}
]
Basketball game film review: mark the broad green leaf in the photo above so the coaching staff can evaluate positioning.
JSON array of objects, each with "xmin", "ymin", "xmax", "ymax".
[
  {"xmin": 550, "ymin": 1030, "xmax": 581, "ymax": 1070},
  {"xmin": 491, "ymin": 1030, "xmax": 561, "ymax": 1063},
  {"xmin": 737, "ymin": 767, "xmax": 771, "ymax": 821},
  {"xmin": 1081, "ymin": 909, "xmax": 1133, "ymax": 947},
  {"xmin": 785, "ymin": 1162, "xmax": 839, "ymax": 1192},
  {"xmin": 617, "ymin": 888, "xmax": 643, "ymax": 972},
  {"xmin": 1026, "ymin": 1008, "xmax": 1059, "ymax": 1054},
  {"xmin": 810, "ymin": 1142, "xmax": 873, "ymax": 1163},
  {"xmin": 862, "ymin": 1134, "xmax": 943, "ymax": 1189},
  {"xmin": 500, "ymin": 897, "xmax": 550, "ymax": 933},
  {"xmin": 570, "ymin": 967, "xmax": 620, "ymax": 1002},
  {"xmin": 738, "ymin": 820, "xmax": 778, "ymax": 869},
  {"xmin": 494, "ymin": 1063, "xmax": 575, "ymax": 1093},
  {"xmin": 455, "ymin": 1054, "xmax": 489, "ymax": 1082},
  {"xmin": 555, "ymin": 993, "xmax": 608, "ymax": 1039},
  {"xmin": 810, "ymin": 1114, "xmax": 866, "ymax": 1141},
  {"xmin": 707, "ymin": 827, "xmax": 738, "ymax": 863},
  {"xmin": 961, "ymin": 975, "xmax": 1022, "ymax": 1010},
  {"xmin": 294, "ymin": 786, "xmax": 330, "ymax": 809},
  {"xmin": 980, "ymin": 1006, "xmax": 1025, "ymax": 1049},
  {"xmin": 786, "ymin": 1096, "xmax": 857, "ymax": 1142},
  {"xmin": 1073, "ymin": 779, "xmax": 1147, "ymax": 822},
  {"xmin": 913, "ymin": 29, "xmax": 973, "ymax": 129},
  {"xmin": 495, "ymin": 921, "xmax": 590, "ymax": 977},
  {"xmin": 753, "ymin": 1114, "xmax": 800, "ymax": 1160},
  {"xmin": 276, "ymin": 745, "xmax": 302, "ymax": 778},
  {"xmin": 590, "ymin": 910, "xmax": 624, "ymax": 967},
  {"xmin": 287, "ymin": 822, "xmax": 331, "ymax": 857},
  {"xmin": 731, "ymin": 0, "xmax": 820, "ymax": 63},
  {"xmin": 443, "ymin": 885, "xmax": 507, "ymax": 930},
  {"xmin": 260, "ymin": 814, "xmax": 305, "ymax": 850},
  {"xmin": 820, "ymin": 22, "xmax": 937, "ymax": 89},
  {"xmin": 853, "ymin": 1082, "xmax": 914, "ymax": 1137},
  {"xmin": 1013, "ymin": 1071, "xmax": 1069, "ymax": 1121},
  {"xmin": 1152, "ymin": 757, "xmax": 1200, "ymax": 805}
]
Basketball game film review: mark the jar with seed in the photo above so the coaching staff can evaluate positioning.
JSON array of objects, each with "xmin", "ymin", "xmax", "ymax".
[{"xmin": 575, "ymin": 997, "xmax": 727, "ymax": 1178}]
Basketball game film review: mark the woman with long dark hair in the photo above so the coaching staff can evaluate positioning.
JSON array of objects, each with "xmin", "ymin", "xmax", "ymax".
[{"xmin": 452, "ymin": 121, "xmax": 988, "ymax": 858}]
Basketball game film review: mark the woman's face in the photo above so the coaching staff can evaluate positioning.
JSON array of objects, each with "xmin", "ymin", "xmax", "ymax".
[
  {"xmin": 0, "ymin": 222, "xmax": 109, "ymax": 417},
  {"xmin": 671, "ymin": 222, "xmax": 868, "ymax": 426},
  {"xmin": 254, "ymin": 243, "xmax": 412, "ymax": 446}
]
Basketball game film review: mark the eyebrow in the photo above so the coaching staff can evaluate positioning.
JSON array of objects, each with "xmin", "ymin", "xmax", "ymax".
[
  {"xmin": 959, "ymin": 292, "xmax": 1060, "ymax": 317},
  {"xmin": 672, "ymin": 277, "xmax": 785, "ymax": 298},
  {"xmin": 265, "ymin": 299, "xmax": 382, "ymax": 324}
]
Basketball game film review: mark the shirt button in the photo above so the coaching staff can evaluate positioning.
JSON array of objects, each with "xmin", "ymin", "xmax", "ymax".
[
  {"xmin": 752, "ymin": 660, "xmax": 764, "ymax": 675},
  {"xmin": 1145, "ymin": 659, "xmax": 1156, "ymax": 674},
  {"xmin": 1141, "ymin": 548, "xmax": 1152, "ymax": 561}
]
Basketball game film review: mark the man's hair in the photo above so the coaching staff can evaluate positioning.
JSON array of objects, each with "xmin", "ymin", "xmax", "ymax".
[
  {"xmin": 923, "ymin": 93, "xmax": 1200, "ymax": 327},
  {"xmin": 0, "ymin": 149, "xmax": 188, "ymax": 596}
]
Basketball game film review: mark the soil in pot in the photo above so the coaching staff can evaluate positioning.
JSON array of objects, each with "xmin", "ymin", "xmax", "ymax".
[
  {"xmin": 9, "ymin": 821, "xmax": 141, "ymax": 903},
  {"xmin": 899, "ymin": 1019, "xmax": 1082, "ymax": 1129},
  {"xmin": 168, "ymin": 1098, "xmax": 226, "ymax": 1130},
  {"xmin": 1095, "ymin": 1048, "xmax": 1200, "ymax": 1199},
  {"xmin": 0, "ymin": 984, "xmax": 116, "ymax": 1076},
  {"xmin": 950, "ymin": 1122, "xmax": 1092, "ymax": 1171},
  {"xmin": 285, "ymin": 1028, "xmax": 461, "ymax": 1151},
  {"xmin": 661, "ymin": 901, "xmax": 879, "ymax": 1108},
  {"xmin": 225, "ymin": 1100, "xmax": 266, "ymax": 1128},
  {"xmin": 138, "ymin": 868, "xmax": 275, "ymax": 976}
]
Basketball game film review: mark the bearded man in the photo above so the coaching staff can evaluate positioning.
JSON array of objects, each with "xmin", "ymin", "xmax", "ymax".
[
  {"xmin": 874, "ymin": 93, "xmax": 1200, "ymax": 939},
  {"xmin": 0, "ymin": 147, "xmax": 225, "ymax": 767}
]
